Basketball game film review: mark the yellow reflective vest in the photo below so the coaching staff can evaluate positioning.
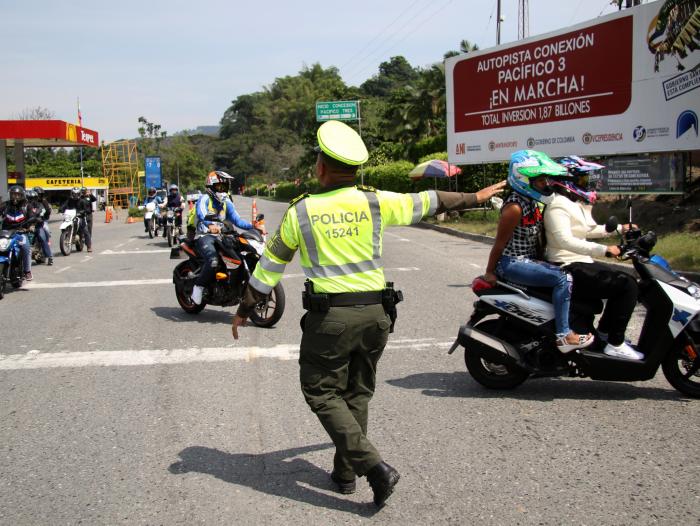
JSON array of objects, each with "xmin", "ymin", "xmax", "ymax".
[{"xmin": 249, "ymin": 185, "xmax": 438, "ymax": 294}]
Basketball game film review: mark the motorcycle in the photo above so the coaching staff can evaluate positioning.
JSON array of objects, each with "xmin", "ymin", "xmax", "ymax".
[
  {"xmin": 59, "ymin": 209, "xmax": 85, "ymax": 256},
  {"xmin": 0, "ymin": 228, "xmax": 27, "ymax": 299},
  {"xmin": 449, "ymin": 217, "xmax": 700, "ymax": 398},
  {"xmin": 164, "ymin": 206, "xmax": 182, "ymax": 247},
  {"xmin": 27, "ymin": 229, "xmax": 45, "ymax": 264},
  {"xmin": 172, "ymin": 214, "xmax": 285, "ymax": 327},
  {"xmin": 141, "ymin": 202, "xmax": 158, "ymax": 239}
]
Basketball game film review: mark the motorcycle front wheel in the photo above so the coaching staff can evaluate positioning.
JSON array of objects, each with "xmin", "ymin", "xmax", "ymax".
[
  {"xmin": 174, "ymin": 261, "xmax": 205, "ymax": 314},
  {"xmin": 166, "ymin": 226, "xmax": 173, "ymax": 247},
  {"xmin": 147, "ymin": 218, "xmax": 155, "ymax": 239},
  {"xmin": 250, "ymin": 282, "xmax": 286, "ymax": 328},
  {"xmin": 662, "ymin": 332, "xmax": 700, "ymax": 398},
  {"xmin": 464, "ymin": 319, "xmax": 529, "ymax": 390},
  {"xmin": 60, "ymin": 228, "xmax": 73, "ymax": 256}
]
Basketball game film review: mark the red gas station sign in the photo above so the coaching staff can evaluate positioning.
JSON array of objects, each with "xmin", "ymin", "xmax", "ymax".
[{"xmin": 0, "ymin": 120, "xmax": 99, "ymax": 147}]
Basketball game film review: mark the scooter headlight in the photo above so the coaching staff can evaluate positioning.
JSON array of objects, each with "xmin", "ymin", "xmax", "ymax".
[
  {"xmin": 688, "ymin": 284, "xmax": 700, "ymax": 300},
  {"xmin": 0, "ymin": 238, "xmax": 9, "ymax": 251}
]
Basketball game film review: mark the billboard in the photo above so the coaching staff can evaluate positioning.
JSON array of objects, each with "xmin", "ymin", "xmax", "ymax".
[
  {"xmin": 446, "ymin": 0, "xmax": 700, "ymax": 164},
  {"xmin": 144, "ymin": 156, "xmax": 162, "ymax": 190}
]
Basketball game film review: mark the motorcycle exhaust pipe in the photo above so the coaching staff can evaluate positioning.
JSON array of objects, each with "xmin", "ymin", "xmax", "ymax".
[{"xmin": 448, "ymin": 324, "xmax": 525, "ymax": 367}]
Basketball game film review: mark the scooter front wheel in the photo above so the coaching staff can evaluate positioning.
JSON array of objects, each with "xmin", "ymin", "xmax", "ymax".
[
  {"xmin": 662, "ymin": 332, "xmax": 700, "ymax": 398},
  {"xmin": 464, "ymin": 319, "xmax": 529, "ymax": 390}
]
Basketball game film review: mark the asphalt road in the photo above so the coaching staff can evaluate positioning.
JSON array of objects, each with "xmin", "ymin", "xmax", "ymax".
[{"xmin": 1, "ymin": 196, "xmax": 698, "ymax": 525}]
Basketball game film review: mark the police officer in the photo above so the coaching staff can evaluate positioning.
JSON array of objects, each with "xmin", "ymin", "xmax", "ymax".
[{"xmin": 231, "ymin": 120, "xmax": 504, "ymax": 508}]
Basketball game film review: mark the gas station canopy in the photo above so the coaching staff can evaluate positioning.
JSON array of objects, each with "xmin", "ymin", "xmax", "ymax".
[{"xmin": 0, "ymin": 120, "xmax": 99, "ymax": 147}]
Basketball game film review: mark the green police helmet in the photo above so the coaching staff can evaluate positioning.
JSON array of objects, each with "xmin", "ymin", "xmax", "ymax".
[{"xmin": 316, "ymin": 120, "xmax": 368, "ymax": 166}]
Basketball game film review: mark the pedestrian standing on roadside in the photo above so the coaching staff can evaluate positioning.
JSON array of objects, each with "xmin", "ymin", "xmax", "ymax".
[
  {"xmin": 231, "ymin": 120, "xmax": 505, "ymax": 507},
  {"xmin": 81, "ymin": 187, "xmax": 97, "ymax": 236}
]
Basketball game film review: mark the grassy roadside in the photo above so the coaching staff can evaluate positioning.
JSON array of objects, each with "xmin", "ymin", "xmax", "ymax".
[{"xmin": 425, "ymin": 209, "xmax": 700, "ymax": 272}]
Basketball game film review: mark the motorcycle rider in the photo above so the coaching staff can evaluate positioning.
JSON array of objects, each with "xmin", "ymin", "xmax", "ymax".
[
  {"xmin": 1, "ymin": 186, "xmax": 38, "ymax": 280},
  {"xmin": 191, "ymin": 171, "xmax": 259, "ymax": 305},
  {"xmin": 33, "ymin": 186, "xmax": 54, "ymax": 266},
  {"xmin": 545, "ymin": 156, "xmax": 643, "ymax": 361},
  {"xmin": 81, "ymin": 187, "xmax": 97, "ymax": 236},
  {"xmin": 143, "ymin": 187, "xmax": 164, "ymax": 234},
  {"xmin": 60, "ymin": 187, "xmax": 92, "ymax": 252},
  {"xmin": 484, "ymin": 150, "xmax": 594, "ymax": 353},
  {"xmin": 163, "ymin": 183, "xmax": 185, "ymax": 237}
]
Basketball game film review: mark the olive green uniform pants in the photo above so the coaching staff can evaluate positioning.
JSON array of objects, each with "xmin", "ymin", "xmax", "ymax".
[{"xmin": 299, "ymin": 304, "xmax": 391, "ymax": 479}]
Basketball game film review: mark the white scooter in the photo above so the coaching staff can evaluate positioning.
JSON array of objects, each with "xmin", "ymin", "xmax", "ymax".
[{"xmin": 139, "ymin": 202, "xmax": 158, "ymax": 239}]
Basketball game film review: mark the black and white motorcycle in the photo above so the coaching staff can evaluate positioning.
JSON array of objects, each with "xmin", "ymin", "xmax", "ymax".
[{"xmin": 449, "ymin": 219, "xmax": 700, "ymax": 398}]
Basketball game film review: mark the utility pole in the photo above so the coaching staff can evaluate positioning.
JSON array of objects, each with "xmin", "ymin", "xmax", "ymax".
[
  {"xmin": 518, "ymin": 0, "xmax": 529, "ymax": 40},
  {"xmin": 496, "ymin": 0, "xmax": 502, "ymax": 44}
]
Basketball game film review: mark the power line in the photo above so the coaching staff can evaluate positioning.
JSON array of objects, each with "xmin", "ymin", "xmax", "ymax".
[
  {"xmin": 343, "ymin": 0, "xmax": 455, "ymax": 84},
  {"xmin": 339, "ymin": 0, "xmax": 426, "ymax": 72}
]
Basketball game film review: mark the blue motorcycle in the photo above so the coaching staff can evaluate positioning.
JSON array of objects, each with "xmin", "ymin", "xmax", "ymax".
[{"xmin": 0, "ymin": 228, "xmax": 26, "ymax": 299}]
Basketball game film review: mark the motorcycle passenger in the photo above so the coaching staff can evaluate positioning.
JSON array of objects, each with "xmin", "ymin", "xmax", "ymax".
[
  {"xmin": 484, "ymin": 150, "xmax": 594, "ymax": 353},
  {"xmin": 143, "ymin": 187, "xmax": 164, "ymax": 233},
  {"xmin": 81, "ymin": 187, "xmax": 97, "ymax": 236},
  {"xmin": 164, "ymin": 183, "xmax": 185, "ymax": 237},
  {"xmin": 60, "ymin": 187, "xmax": 92, "ymax": 252},
  {"xmin": 26, "ymin": 189, "xmax": 53, "ymax": 266},
  {"xmin": 33, "ymin": 186, "xmax": 54, "ymax": 266},
  {"xmin": 545, "ymin": 156, "xmax": 643, "ymax": 361},
  {"xmin": 1, "ymin": 186, "xmax": 38, "ymax": 280},
  {"xmin": 191, "ymin": 171, "xmax": 257, "ymax": 305}
]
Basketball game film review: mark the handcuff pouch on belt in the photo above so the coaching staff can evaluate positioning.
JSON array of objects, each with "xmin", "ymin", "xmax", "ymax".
[{"xmin": 302, "ymin": 280, "xmax": 403, "ymax": 332}]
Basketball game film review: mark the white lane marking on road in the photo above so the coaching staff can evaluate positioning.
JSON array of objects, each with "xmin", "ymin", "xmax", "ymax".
[
  {"xmin": 385, "ymin": 232, "xmax": 410, "ymax": 242},
  {"xmin": 81, "ymin": 256, "xmax": 93, "ymax": 263},
  {"xmin": 101, "ymin": 249, "xmax": 171, "ymax": 255},
  {"xmin": 115, "ymin": 243, "xmax": 125, "ymax": 248},
  {"xmin": 23, "ymin": 267, "xmax": 422, "ymax": 290},
  {"xmin": 470, "ymin": 263, "xmax": 480, "ymax": 268},
  {"xmin": 0, "ymin": 340, "xmax": 455, "ymax": 370},
  {"xmin": 55, "ymin": 266, "xmax": 72, "ymax": 273},
  {"xmin": 25, "ymin": 278, "xmax": 172, "ymax": 289}
]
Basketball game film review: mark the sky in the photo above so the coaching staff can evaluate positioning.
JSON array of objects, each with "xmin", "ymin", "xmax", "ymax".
[{"xmin": 1, "ymin": 0, "xmax": 623, "ymax": 142}]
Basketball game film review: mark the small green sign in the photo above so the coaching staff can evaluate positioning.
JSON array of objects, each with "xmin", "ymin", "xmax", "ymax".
[{"xmin": 315, "ymin": 100, "xmax": 359, "ymax": 122}]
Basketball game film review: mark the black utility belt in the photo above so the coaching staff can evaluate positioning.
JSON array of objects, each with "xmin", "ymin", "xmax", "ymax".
[{"xmin": 302, "ymin": 283, "xmax": 403, "ymax": 313}]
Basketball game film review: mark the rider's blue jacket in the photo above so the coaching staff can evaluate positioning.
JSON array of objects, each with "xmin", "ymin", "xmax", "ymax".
[{"xmin": 195, "ymin": 194, "xmax": 252, "ymax": 234}]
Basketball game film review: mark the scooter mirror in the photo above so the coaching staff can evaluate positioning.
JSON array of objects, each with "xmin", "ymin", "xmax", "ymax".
[{"xmin": 605, "ymin": 216, "xmax": 619, "ymax": 233}]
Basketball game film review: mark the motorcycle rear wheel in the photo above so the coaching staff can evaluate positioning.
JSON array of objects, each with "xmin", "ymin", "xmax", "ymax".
[
  {"xmin": 464, "ymin": 319, "xmax": 529, "ymax": 390},
  {"xmin": 75, "ymin": 235, "xmax": 84, "ymax": 252},
  {"xmin": 250, "ymin": 282, "xmax": 285, "ymax": 328},
  {"xmin": 174, "ymin": 261, "xmax": 205, "ymax": 314},
  {"xmin": 60, "ymin": 229, "xmax": 72, "ymax": 256},
  {"xmin": 662, "ymin": 332, "xmax": 700, "ymax": 398}
]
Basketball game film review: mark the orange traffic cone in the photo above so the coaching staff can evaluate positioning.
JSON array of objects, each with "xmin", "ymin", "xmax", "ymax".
[
  {"xmin": 105, "ymin": 207, "xmax": 112, "ymax": 223},
  {"xmin": 252, "ymin": 198, "xmax": 258, "ymax": 221},
  {"xmin": 127, "ymin": 216, "xmax": 135, "ymax": 224}
]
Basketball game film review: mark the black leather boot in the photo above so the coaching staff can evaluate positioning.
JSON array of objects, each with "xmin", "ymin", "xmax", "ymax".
[
  {"xmin": 366, "ymin": 461, "xmax": 400, "ymax": 507},
  {"xmin": 330, "ymin": 471, "xmax": 356, "ymax": 494}
]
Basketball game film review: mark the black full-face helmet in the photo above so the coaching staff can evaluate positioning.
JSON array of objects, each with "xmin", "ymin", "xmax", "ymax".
[
  {"xmin": 9, "ymin": 185, "xmax": 26, "ymax": 205},
  {"xmin": 33, "ymin": 186, "xmax": 45, "ymax": 198},
  {"xmin": 70, "ymin": 187, "xmax": 81, "ymax": 199},
  {"xmin": 148, "ymin": 187, "xmax": 156, "ymax": 197}
]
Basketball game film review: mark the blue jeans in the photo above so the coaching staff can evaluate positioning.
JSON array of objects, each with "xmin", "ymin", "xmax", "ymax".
[
  {"xmin": 17, "ymin": 234, "xmax": 31, "ymax": 273},
  {"xmin": 194, "ymin": 234, "xmax": 218, "ymax": 287},
  {"xmin": 496, "ymin": 255, "xmax": 572, "ymax": 338},
  {"xmin": 37, "ymin": 223, "xmax": 53, "ymax": 258}
]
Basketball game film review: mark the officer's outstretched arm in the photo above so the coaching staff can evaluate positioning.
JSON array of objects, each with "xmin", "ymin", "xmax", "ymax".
[{"xmin": 433, "ymin": 180, "xmax": 506, "ymax": 213}]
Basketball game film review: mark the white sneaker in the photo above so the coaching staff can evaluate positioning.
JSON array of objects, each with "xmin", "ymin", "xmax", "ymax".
[
  {"xmin": 603, "ymin": 342, "xmax": 644, "ymax": 361},
  {"xmin": 191, "ymin": 285, "xmax": 204, "ymax": 305}
]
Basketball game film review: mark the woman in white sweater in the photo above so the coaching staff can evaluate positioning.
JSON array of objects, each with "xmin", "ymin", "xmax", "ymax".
[{"xmin": 544, "ymin": 157, "xmax": 643, "ymax": 361}]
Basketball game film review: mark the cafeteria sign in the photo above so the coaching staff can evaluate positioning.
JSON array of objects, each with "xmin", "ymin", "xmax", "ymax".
[{"xmin": 12, "ymin": 177, "xmax": 110, "ymax": 189}]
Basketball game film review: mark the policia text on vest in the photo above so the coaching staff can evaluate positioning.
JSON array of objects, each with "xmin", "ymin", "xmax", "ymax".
[{"xmin": 232, "ymin": 120, "xmax": 505, "ymax": 508}]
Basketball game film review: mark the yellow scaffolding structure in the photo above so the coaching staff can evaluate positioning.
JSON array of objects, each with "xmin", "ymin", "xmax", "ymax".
[{"xmin": 101, "ymin": 140, "xmax": 140, "ymax": 208}]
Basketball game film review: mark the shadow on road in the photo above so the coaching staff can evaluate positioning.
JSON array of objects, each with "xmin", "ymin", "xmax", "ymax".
[
  {"xmin": 151, "ymin": 306, "xmax": 232, "ymax": 324},
  {"xmin": 386, "ymin": 371, "xmax": 682, "ymax": 401},
  {"xmin": 168, "ymin": 443, "xmax": 377, "ymax": 516}
]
